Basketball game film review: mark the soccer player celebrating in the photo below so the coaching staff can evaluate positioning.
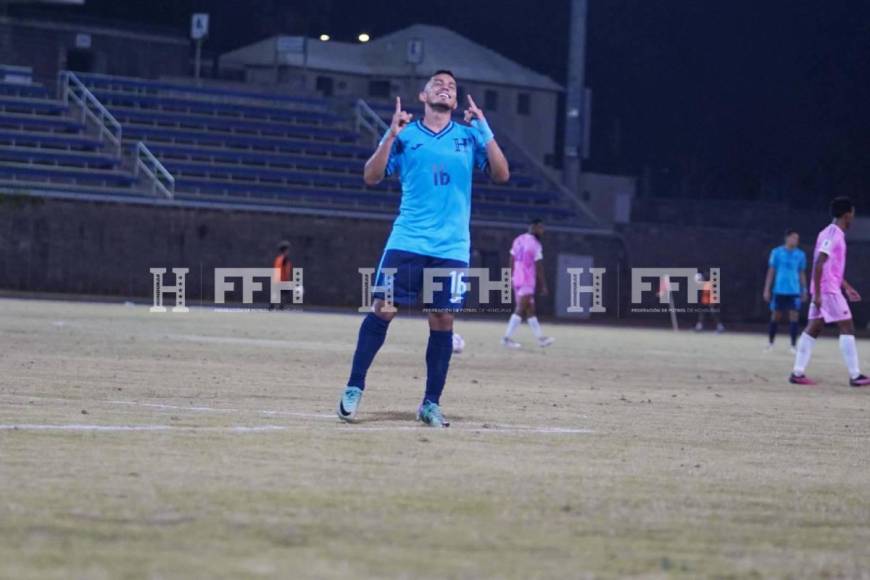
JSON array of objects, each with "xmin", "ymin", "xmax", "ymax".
[
  {"xmin": 337, "ymin": 70, "xmax": 510, "ymax": 427},
  {"xmin": 502, "ymin": 218, "xmax": 554, "ymax": 348},
  {"xmin": 790, "ymin": 197, "xmax": 870, "ymax": 386},
  {"xmin": 763, "ymin": 230, "xmax": 807, "ymax": 352}
]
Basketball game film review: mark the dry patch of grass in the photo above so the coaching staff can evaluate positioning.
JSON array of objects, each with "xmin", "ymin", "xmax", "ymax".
[{"xmin": 1, "ymin": 298, "xmax": 868, "ymax": 578}]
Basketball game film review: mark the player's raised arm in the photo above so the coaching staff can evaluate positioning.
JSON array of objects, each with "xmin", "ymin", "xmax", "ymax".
[
  {"xmin": 464, "ymin": 95, "xmax": 510, "ymax": 184},
  {"xmin": 363, "ymin": 97, "xmax": 413, "ymax": 186}
]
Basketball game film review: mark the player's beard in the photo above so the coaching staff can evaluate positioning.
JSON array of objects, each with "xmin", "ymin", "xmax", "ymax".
[{"xmin": 428, "ymin": 100, "xmax": 452, "ymax": 113}]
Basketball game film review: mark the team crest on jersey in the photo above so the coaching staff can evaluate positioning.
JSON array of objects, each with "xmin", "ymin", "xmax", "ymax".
[{"xmin": 454, "ymin": 137, "xmax": 470, "ymax": 152}]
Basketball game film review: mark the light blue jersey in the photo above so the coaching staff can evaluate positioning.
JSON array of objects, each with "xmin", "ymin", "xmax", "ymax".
[
  {"xmin": 382, "ymin": 119, "xmax": 489, "ymax": 263},
  {"xmin": 769, "ymin": 245, "xmax": 806, "ymax": 295}
]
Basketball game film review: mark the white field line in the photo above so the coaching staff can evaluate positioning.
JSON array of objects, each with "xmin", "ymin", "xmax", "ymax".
[
  {"xmin": 0, "ymin": 423, "xmax": 592, "ymax": 435},
  {"xmin": 0, "ymin": 395, "xmax": 334, "ymax": 420},
  {"xmin": 166, "ymin": 334, "xmax": 305, "ymax": 348},
  {"xmin": 107, "ymin": 400, "xmax": 334, "ymax": 420},
  {"xmin": 0, "ymin": 395, "xmax": 594, "ymax": 435},
  {"xmin": 164, "ymin": 334, "xmax": 348, "ymax": 352},
  {"xmin": 0, "ymin": 424, "xmax": 287, "ymax": 432},
  {"xmin": 336, "ymin": 425, "xmax": 594, "ymax": 434}
]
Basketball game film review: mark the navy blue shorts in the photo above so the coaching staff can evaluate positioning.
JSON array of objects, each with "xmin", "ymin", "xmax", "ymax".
[
  {"xmin": 373, "ymin": 249, "xmax": 468, "ymax": 311},
  {"xmin": 770, "ymin": 293, "xmax": 801, "ymax": 312}
]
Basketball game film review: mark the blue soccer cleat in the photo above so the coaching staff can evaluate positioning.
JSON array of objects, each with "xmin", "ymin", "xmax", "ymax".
[
  {"xmin": 337, "ymin": 386, "xmax": 363, "ymax": 422},
  {"xmin": 417, "ymin": 400, "xmax": 450, "ymax": 428}
]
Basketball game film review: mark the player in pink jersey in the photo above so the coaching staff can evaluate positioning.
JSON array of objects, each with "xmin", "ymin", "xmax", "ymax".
[
  {"xmin": 502, "ymin": 219, "xmax": 554, "ymax": 348},
  {"xmin": 790, "ymin": 197, "xmax": 870, "ymax": 387}
]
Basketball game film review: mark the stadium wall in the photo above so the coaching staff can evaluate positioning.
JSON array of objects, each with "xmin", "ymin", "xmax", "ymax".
[
  {"xmin": 631, "ymin": 197, "xmax": 827, "ymax": 233},
  {"xmin": 623, "ymin": 222, "xmax": 870, "ymax": 328},
  {"xmin": 0, "ymin": 16, "xmax": 187, "ymax": 81},
  {"xmin": 0, "ymin": 196, "xmax": 624, "ymax": 318},
  {"xmin": 2, "ymin": 196, "xmax": 866, "ymax": 327}
]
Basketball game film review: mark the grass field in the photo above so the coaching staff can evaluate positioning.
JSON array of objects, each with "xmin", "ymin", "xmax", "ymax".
[{"xmin": 1, "ymin": 297, "xmax": 869, "ymax": 579}]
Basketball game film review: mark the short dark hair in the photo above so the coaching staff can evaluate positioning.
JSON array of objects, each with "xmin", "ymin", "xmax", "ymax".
[
  {"xmin": 830, "ymin": 196, "xmax": 854, "ymax": 219},
  {"xmin": 785, "ymin": 229, "xmax": 798, "ymax": 237},
  {"xmin": 530, "ymin": 218, "xmax": 544, "ymax": 226},
  {"xmin": 431, "ymin": 69, "xmax": 456, "ymax": 82},
  {"xmin": 277, "ymin": 240, "xmax": 290, "ymax": 252}
]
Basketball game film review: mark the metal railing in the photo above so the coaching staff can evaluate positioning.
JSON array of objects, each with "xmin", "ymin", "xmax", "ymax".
[
  {"xmin": 354, "ymin": 98, "xmax": 388, "ymax": 146},
  {"xmin": 59, "ymin": 71, "xmax": 122, "ymax": 158},
  {"xmin": 497, "ymin": 130, "xmax": 602, "ymax": 227},
  {"xmin": 134, "ymin": 142, "xmax": 175, "ymax": 198}
]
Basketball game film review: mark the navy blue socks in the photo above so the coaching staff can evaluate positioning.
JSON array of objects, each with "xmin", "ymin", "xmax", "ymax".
[
  {"xmin": 768, "ymin": 320, "xmax": 800, "ymax": 346},
  {"xmin": 347, "ymin": 313, "xmax": 391, "ymax": 390},
  {"xmin": 424, "ymin": 330, "xmax": 453, "ymax": 405},
  {"xmin": 768, "ymin": 321, "xmax": 778, "ymax": 344},
  {"xmin": 348, "ymin": 318, "xmax": 453, "ymax": 405}
]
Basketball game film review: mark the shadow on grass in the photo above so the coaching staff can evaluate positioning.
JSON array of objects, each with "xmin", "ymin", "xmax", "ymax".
[
  {"xmin": 353, "ymin": 410, "xmax": 468, "ymax": 424},
  {"xmin": 354, "ymin": 410, "xmax": 416, "ymax": 423}
]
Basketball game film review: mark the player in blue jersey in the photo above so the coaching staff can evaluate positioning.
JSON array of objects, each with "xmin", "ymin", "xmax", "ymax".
[
  {"xmin": 337, "ymin": 70, "xmax": 510, "ymax": 427},
  {"xmin": 763, "ymin": 229, "xmax": 807, "ymax": 352}
]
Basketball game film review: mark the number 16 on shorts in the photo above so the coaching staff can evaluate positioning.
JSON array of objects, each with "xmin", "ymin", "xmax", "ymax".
[{"xmin": 448, "ymin": 270, "xmax": 467, "ymax": 304}]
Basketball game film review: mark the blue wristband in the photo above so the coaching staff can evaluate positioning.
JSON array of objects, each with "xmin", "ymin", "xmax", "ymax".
[
  {"xmin": 471, "ymin": 118, "xmax": 494, "ymax": 145},
  {"xmin": 379, "ymin": 129, "xmax": 394, "ymax": 146}
]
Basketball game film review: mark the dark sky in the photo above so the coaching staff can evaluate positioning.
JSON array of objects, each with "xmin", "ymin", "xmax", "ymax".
[{"xmin": 22, "ymin": 0, "xmax": 870, "ymax": 207}]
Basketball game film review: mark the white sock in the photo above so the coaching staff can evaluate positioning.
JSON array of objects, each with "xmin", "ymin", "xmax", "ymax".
[
  {"xmin": 793, "ymin": 332, "xmax": 816, "ymax": 374},
  {"xmin": 505, "ymin": 314, "xmax": 522, "ymax": 339},
  {"xmin": 528, "ymin": 316, "xmax": 543, "ymax": 339},
  {"xmin": 839, "ymin": 335, "xmax": 861, "ymax": 379}
]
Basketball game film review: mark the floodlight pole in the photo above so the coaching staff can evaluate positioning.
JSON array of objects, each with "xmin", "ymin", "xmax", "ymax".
[
  {"xmin": 194, "ymin": 38, "xmax": 203, "ymax": 81},
  {"xmin": 563, "ymin": 0, "xmax": 588, "ymax": 193}
]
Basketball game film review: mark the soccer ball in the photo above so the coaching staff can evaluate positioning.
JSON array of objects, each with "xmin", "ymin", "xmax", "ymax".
[{"xmin": 452, "ymin": 333, "xmax": 466, "ymax": 354}]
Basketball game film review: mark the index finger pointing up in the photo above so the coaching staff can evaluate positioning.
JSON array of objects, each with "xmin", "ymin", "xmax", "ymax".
[
  {"xmin": 467, "ymin": 94, "xmax": 477, "ymax": 109},
  {"xmin": 396, "ymin": 96, "xmax": 402, "ymax": 113}
]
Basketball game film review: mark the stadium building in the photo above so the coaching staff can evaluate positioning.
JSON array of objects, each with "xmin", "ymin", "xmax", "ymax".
[
  {"xmin": 0, "ymin": 11, "xmax": 188, "ymax": 80},
  {"xmin": 220, "ymin": 24, "xmax": 562, "ymax": 172}
]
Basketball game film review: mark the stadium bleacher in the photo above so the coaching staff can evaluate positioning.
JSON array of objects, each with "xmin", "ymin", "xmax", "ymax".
[
  {"xmin": 0, "ymin": 79, "xmax": 134, "ymax": 191},
  {"xmin": 0, "ymin": 71, "xmax": 594, "ymax": 226}
]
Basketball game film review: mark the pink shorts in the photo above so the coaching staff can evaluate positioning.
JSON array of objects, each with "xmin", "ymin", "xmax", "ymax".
[
  {"xmin": 808, "ymin": 292, "xmax": 852, "ymax": 323},
  {"xmin": 514, "ymin": 285, "xmax": 535, "ymax": 298}
]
